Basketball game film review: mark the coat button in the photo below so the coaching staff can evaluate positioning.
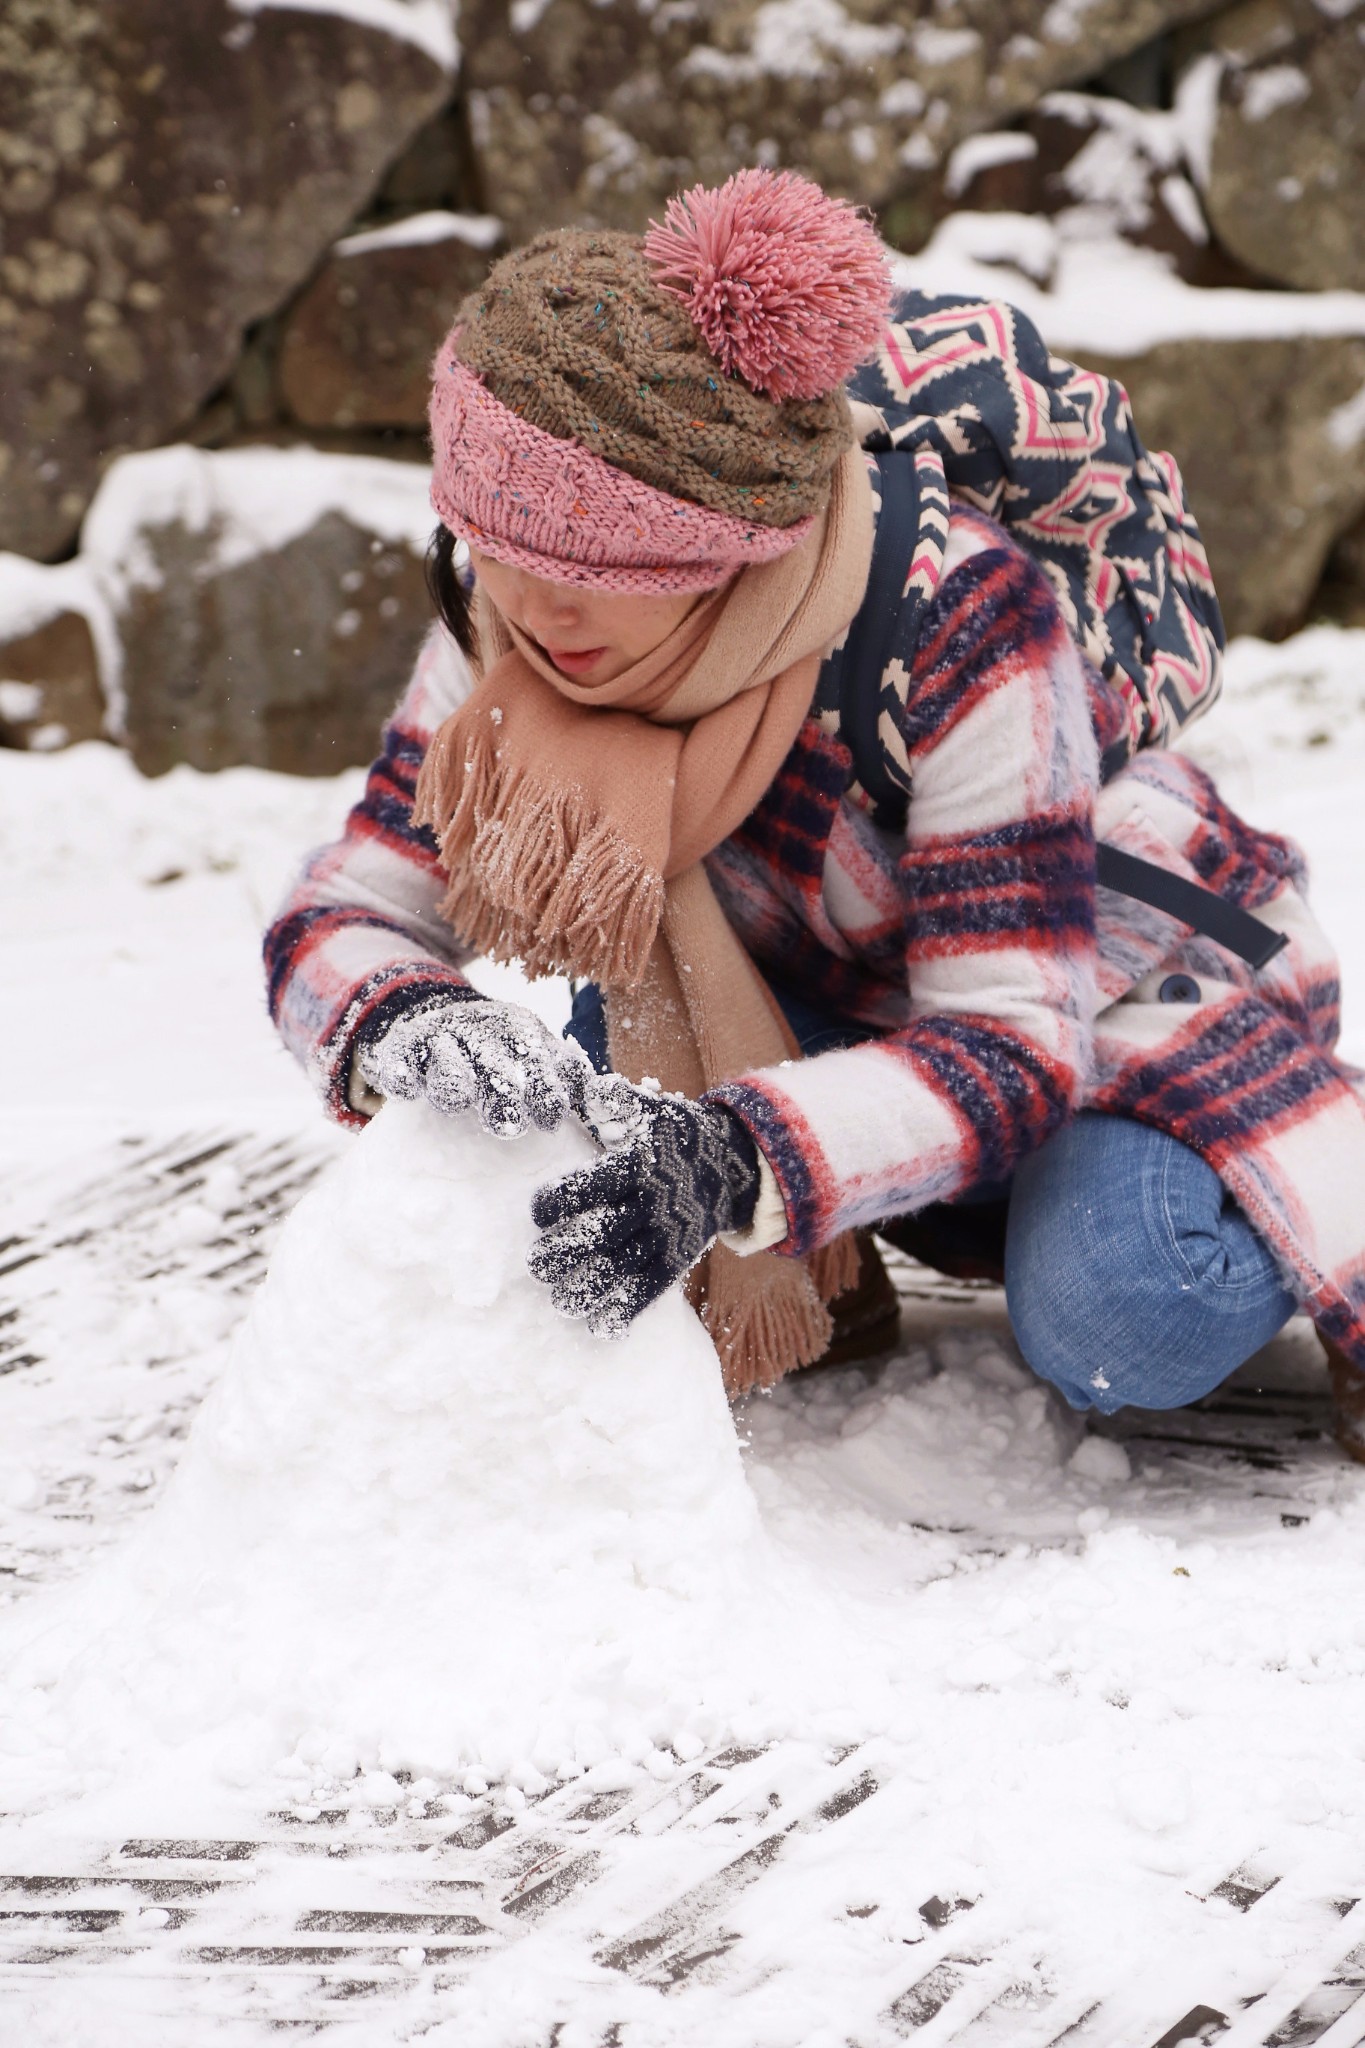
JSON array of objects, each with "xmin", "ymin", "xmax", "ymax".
[{"xmin": 1159, "ymin": 972, "xmax": 1201, "ymax": 1004}]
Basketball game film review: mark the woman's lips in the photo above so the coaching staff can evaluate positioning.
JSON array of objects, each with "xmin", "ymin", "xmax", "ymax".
[{"xmin": 543, "ymin": 644, "xmax": 607, "ymax": 676}]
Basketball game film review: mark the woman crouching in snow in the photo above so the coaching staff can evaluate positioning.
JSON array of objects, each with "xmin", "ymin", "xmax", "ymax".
[{"xmin": 264, "ymin": 170, "xmax": 1365, "ymax": 1445}]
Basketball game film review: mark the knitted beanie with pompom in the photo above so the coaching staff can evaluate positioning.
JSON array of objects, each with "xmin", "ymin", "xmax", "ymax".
[{"xmin": 429, "ymin": 169, "xmax": 892, "ymax": 592}]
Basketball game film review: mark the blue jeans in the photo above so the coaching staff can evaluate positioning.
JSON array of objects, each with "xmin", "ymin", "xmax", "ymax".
[
  {"xmin": 1004, "ymin": 1112, "xmax": 1297, "ymax": 1413},
  {"xmin": 564, "ymin": 984, "xmax": 1298, "ymax": 1413}
]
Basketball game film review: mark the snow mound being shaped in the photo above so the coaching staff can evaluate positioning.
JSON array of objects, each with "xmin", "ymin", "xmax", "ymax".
[{"xmin": 5, "ymin": 1104, "xmax": 857, "ymax": 1806}]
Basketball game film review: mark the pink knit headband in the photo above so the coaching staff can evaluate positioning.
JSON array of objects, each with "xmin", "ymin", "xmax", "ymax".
[{"xmin": 428, "ymin": 353, "xmax": 813, "ymax": 593}]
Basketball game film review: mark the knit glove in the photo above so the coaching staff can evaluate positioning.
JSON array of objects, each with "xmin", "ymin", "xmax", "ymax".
[
  {"xmin": 355, "ymin": 992, "xmax": 588, "ymax": 1139},
  {"xmin": 527, "ymin": 1079, "xmax": 762, "ymax": 1336}
]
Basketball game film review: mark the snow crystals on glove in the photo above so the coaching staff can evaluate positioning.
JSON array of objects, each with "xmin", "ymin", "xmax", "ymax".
[
  {"xmin": 528, "ymin": 1085, "xmax": 761, "ymax": 1337},
  {"xmin": 358, "ymin": 993, "xmax": 589, "ymax": 1140}
]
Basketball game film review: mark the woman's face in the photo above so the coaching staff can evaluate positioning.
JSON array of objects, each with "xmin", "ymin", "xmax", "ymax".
[{"xmin": 467, "ymin": 546, "xmax": 703, "ymax": 685}]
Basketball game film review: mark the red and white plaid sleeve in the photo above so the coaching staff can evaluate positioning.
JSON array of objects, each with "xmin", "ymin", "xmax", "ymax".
[{"xmin": 263, "ymin": 625, "xmax": 478, "ymax": 1128}]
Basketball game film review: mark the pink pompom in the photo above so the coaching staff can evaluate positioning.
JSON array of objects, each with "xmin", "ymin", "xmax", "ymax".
[{"xmin": 643, "ymin": 168, "xmax": 892, "ymax": 402}]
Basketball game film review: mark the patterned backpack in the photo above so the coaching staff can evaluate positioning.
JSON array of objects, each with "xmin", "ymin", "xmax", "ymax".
[
  {"xmin": 819, "ymin": 290, "xmax": 1289, "ymax": 972},
  {"xmin": 825, "ymin": 288, "xmax": 1226, "ymax": 812}
]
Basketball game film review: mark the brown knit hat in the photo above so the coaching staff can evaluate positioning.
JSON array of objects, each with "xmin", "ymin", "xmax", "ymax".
[
  {"xmin": 451, "ymin": 227, "xmax": 849, "ymax": 527},
  {"xmin": 429, "ymin": 170, "xmax": 893, "ymax": 590}
]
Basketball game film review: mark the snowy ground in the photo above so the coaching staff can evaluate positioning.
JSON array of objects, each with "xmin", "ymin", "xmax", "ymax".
[{"xmin": 1, "ymin": 627, "xmax": 1364, "ymax": 2045}]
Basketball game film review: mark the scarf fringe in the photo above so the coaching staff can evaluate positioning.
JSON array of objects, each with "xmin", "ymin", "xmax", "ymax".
[
  {"xmin": 810, "ymin": 1230, "xmax": 860, "ymax": 1306},
  {"xmin": 415, "ymin": 723, "xmax": 665, "ymax": 987},
  {"xmin": 690, "ymin": 1227, "xmax": 863, "ymax": 1398},
  {"xmin": 703, "ymin": 1262, "xmax": 835, "ymax": 1400}
]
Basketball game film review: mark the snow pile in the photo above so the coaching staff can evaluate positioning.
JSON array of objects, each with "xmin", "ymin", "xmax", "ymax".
[{"xmin": 0, "ymin": 1103, "xmax": 873, "ymax": 1811}]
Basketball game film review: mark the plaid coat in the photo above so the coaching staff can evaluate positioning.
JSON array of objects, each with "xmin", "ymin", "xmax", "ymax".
[{"xmin": 264, "ymin": 503, "xmax": 1365, "ymax": 1370}]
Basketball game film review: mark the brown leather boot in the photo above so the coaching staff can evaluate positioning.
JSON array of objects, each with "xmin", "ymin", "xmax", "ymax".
[
  {"xmin": 1322, "ymin": 1331, "xmax": 1365, "ymax": 1465},
  {"xmin": 810, "ymin": 1232, "xmax": 902, "ymax": 1370}
]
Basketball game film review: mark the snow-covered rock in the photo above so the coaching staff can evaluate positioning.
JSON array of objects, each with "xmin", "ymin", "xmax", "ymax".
[
  {"xmin": 279, "ymin": 212, "xmax": 507, "ymax": 431},
  {"xmin": 939, "ymin": 91, "xmax": 1249, "ymax": 291},
  {"xmin": 0, "ymin": 555, "xmax": 117, "ymax": 752},
  {"xmin": 0, "ymin": 0, "xmax": 452, "ymax": 560},
  {"xmin": 458, "ymin": 0, "xmax": 1229, "ymax": 247},
  {"xmin": 81, "ymin": 444, "xmax": 435, "ymax": 776},
  {"xmin": 1188, "ymin": 0, "xmax": 1365, "ymax": 294}
]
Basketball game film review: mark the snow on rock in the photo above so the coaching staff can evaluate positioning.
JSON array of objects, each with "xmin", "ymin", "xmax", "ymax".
[
  {"xmin": 335, "ymin": 208, "xmax": 503, "ymax": 258},
  {"xmin": 0, "ymin": 1103, "xmax": 875, "ymax": 1811},
  {"xmin": 463, "ymin": 0, "xmax": 1233, "ymax": 249},
  {"xmin": 944, "ymin": 129, "xmax": 1038, "ymax": 199},
  {"xmin": 1174, "ymin": 51, "xmax": 1223, "ymax": 194},
  {"xmin": 908, "ymin": 21, "xmax": 980, "ymax": 67},
  {"xmin": 0, "ymin": 554, "xmax": 105, "ymax": 647},
  {"xmin": 0, "ymin": 555, "xmax": 120, "ymax": 731},
  {"xmin": 889, "ymin": 213, "xmax": 1365, "ymax": 639},
  {"xmin": 890, "ymin": 212, "xmax": 1365, "ymax": 357},
  {"xmin": 6, "ymin": 0, "xmax": 450, "ymax": 563},
  {"xmin": 280, "ymin": 217, "xmax": 506, "ymax": 434},
  {"xmin": 1328, "ymin": 379, "xmax": 1365, "ymax": 452},
  {"xmin": 228, "ymin": 0, "xmax": 458, "ymax": 71},
  {"xmin": 76, "ymin": 446, "xmax": 438, "ymax": 776},
  {"xmin": 1196, "ymin": 0, "xmax": 1365, "ymax": 293},
  {"xmin": 1039, "ymin": 0, "xmax": 1103, "ymax": 45},
  {"xmin": 682, "ymin": 0, "xmax": 905, "ymax": 84},
  {"xmin": 1240, "ymin": 63, "xmax": 1312, "ymax": 123},
  {"xmin": 1040, "ymin": 89, "xmax": 1188, "ymax": 235},
  {"xmin": 81, "ymin": 444, "xmax": 434, "ymax": 607}
]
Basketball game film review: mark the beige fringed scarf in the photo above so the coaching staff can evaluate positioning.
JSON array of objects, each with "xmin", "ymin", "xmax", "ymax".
[{"xmin": 414, "ymin": 447, "xmax": 874, "ymax": 1395}]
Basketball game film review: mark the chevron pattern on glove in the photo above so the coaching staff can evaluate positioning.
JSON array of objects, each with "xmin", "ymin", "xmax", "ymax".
[{"xmin": 527, "ymin": 1090, "xmax": 761, "ymax": 1336}]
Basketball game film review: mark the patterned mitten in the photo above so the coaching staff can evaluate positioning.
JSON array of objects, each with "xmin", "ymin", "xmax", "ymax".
[
  {"xmin": 356, "ymin": 991, "xmax": 588, "ymax": 1139},
  {"xmin": 527, "ymin": 1082, "xmax": 761, "ymax": 1335}
]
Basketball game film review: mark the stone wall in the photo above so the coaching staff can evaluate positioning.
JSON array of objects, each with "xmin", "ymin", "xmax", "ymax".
[{"xmin": 3, "ymin": 0, "xmax": 1363, "ymax": 772}]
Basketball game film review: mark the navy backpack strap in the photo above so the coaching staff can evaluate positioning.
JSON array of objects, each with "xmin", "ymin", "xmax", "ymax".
[
  {"xmin": 837, "ymin": 480, "xmax": 1288, "ymax": 975},
  {"xmin": 835, "ymin": 452, "xmax": 921, "ymax": 827},
  {"xmin": 1096, "ymin": 846, "xmax": 1288, "ymax": 972}
]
